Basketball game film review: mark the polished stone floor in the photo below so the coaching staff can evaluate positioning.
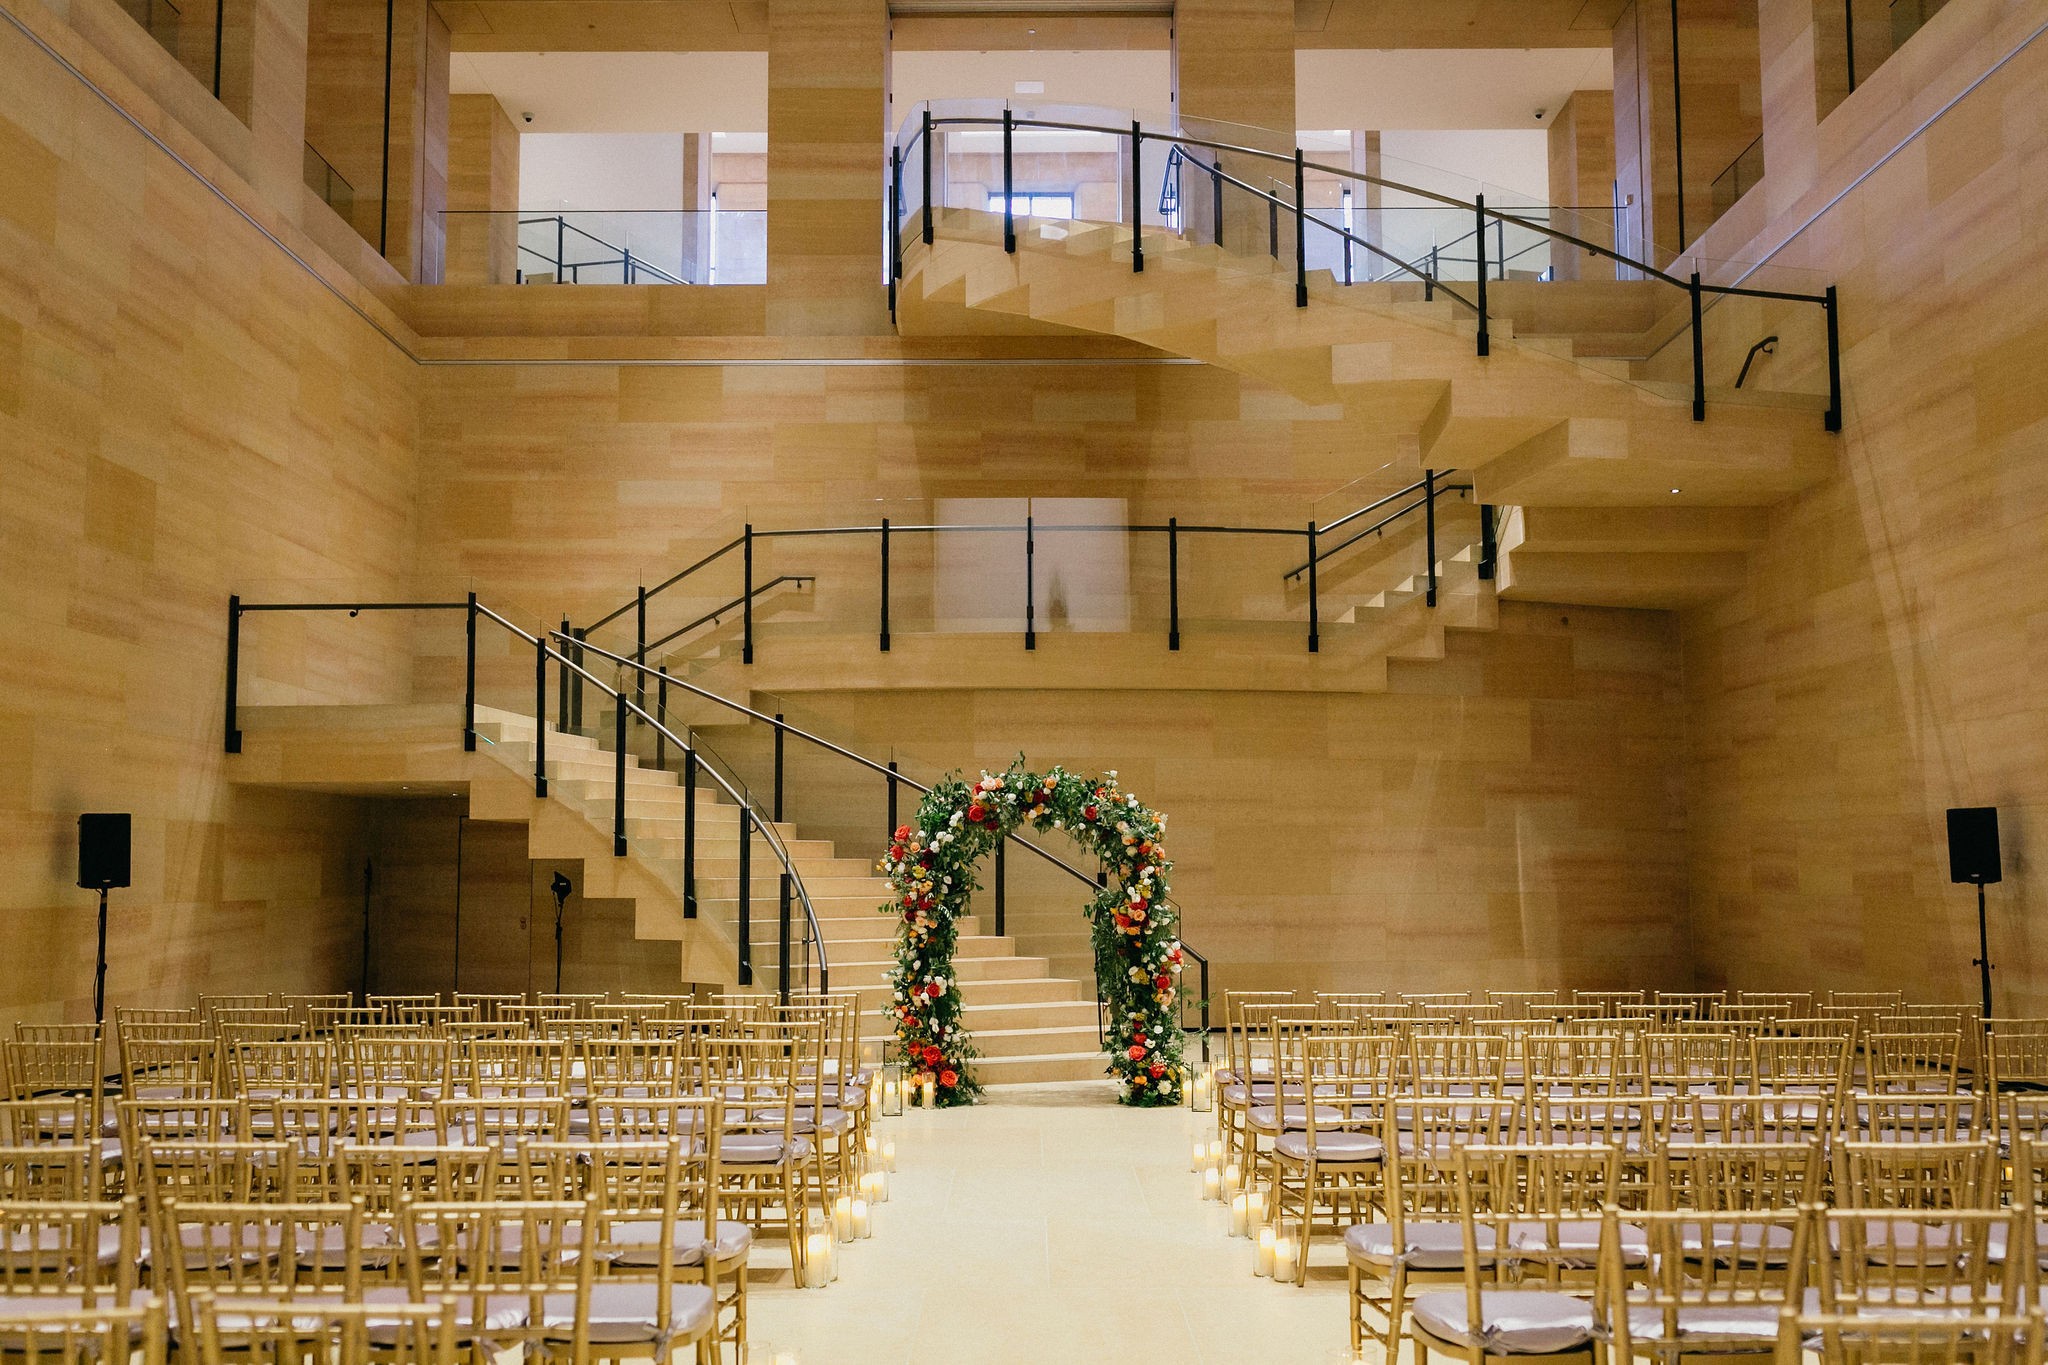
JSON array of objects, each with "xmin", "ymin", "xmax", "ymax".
[{"xmin": 744, "ymin": 1080, "xmax": 1356, "ymax": 1364}]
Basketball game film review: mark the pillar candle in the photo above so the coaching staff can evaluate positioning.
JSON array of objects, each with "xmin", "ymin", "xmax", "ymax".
[
  {"xmin": 1274, "ymin": 1233, "xmax": 1297, "ymax": 1282},
  {"xmin": 1255, "ymin": 1227, "xmax": 1276, "ymax": 1277},
  {"xmin": 1228, "ymin": 1193, "xmax": 1248, "ymax": 1236},
  {"xmin": 834, "ymin": 1195, "xmax": 852, "ymax": 1242},
  {"xmin": 1202, "ymin": 1166, "xmax": 1221, "ymax": 1201},
  {"xmin": 851, "ymin": 1197, "xmax": 872, "ymax": 1238},
  {"xmin": 882, "ymin": 1141, "xmax": 897, "ymax": 1172},
  {"xmin": 1191, "ymin": 1139, "xmax": 1207, "ymax": 1172}
]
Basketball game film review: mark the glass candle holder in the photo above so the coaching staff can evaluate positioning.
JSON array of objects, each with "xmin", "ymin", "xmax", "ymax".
[
  {"xmin": 1202, "ymin": 1166, "xmax": 1221, "ymax": 1201},
  {"xmin": 880, "ymin": 1062, "xmax": 903, "ymax": 1117},
  {"xmin": 1254, "ymin": 1226, "xmax": 1276, "ymax": 1278},
  {"xmin": 1228, "ymin": 1193, "xmax": 1249, "ymax": 1237},
  {"xmin": 1190, "ymin": 1067, "xmax": 1215, "ymax": 1113},
  {"xmin": 851, "ymin": 1197, "xmax": 872, "ymax": 1238}
]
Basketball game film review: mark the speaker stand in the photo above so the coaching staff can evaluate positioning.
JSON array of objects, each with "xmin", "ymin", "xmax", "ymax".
[
  {"xmin": 93, "ymin": 888, "xmax": 109, "ymax": 1027},
  {"xmin": 1972, "ymin": 879, "xmax": 1994, "ymax": 1021}
]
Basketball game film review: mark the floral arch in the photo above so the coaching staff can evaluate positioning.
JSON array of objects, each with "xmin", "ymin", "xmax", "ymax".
[{"xmin": 878, "ymin": 761, "xmax": 1187, "ymax": 1107}]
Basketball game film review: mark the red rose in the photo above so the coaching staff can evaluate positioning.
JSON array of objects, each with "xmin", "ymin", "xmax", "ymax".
[
  {"xmin": 1155, "ymin": 975, "xmax": 1171, "ymax": 990},
  {"xmin": 924, "ymin": 1045, "xmax": 943, "ymax": 1066},
  {"xmin": 903, "ymin": 893, "xmax": 917, "ymax": 907},
  {"xmin": 968, "ymin": 803, "xmax": 985, "ymax": 822},
  {"xmin": 904, "ymin": 910, "xmax": 918, "ymax": 921},
  {"xmin": 1113, "ymin": 913, "xmax": 1130, "ymax": 929},
  {"xmin": 1083, "ymin": 805, "xmax": 1098, "ymax": 821},
  {"xmin": 895, "ymin": 824, "xmax": 913, "ymax": 841},
  {"xmin": 1131, "ymin": 898, "xmax": 1148, "ymax": 913},
  {"xmin": 1149, "ymin": 1063, "xmax": 1165, "ymax": 1078},
  {"xmin": 925, "ymin": 983, "xmax": 943, "ymax": 998},
  {"xmin": 1126, "ymin": 1044, "xmax": 1146, "ymax": 1061},
  {"xmin": 939, "ymin": 1069, "xmax": 958, "ymax": 1088}
]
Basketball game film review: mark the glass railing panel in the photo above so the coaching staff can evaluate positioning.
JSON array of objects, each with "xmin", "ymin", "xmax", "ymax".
[
  {"xmin": 114, "ymin": 0, "xmax": 221, "ymax": 104},
  {"xmin": 435, "ymin": 211, "xmax": 764, "ymax": 285}
]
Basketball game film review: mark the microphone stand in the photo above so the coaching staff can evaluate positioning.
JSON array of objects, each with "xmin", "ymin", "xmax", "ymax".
[{"xmin": 551, "ymin": 873, "xmax": 572, "ymax": 993}]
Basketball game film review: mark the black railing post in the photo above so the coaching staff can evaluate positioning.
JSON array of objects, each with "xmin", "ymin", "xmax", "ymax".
[
  {"xmin": 1844, "ymin": 0, "xmax": 1858, "ymax": 92},
  {"xmin": 994, "ymin": 838, "xmax": 1006, "ymax": 938},
  {"xmin": 886, "ymin": 760, "xmax": 898, "ymax": 838},
  {"xmin": 1474, "ymin": 194, "xmax": 1490, "ymax": 357},
  {"xmin": 1427, "ymin": 247, "xmax": 1437, "ymax": 301},
  {"xmin": 921, "ymin": 109, "xmax": 934, "ymax": 245},
  {"xmin": 879, "ymin": 518, "xmax": 892, "ymax": 652},
  {"xmin": 682, "ymin": 745, "xmax": 698, "ymax": 918},
  {"xmin": 224, "ymin": 595, "xmax": 242, "ymax": 754},
  {"xmin": 655, "ymin": 667, "xmax": 668, "ymax": 771},
  {"xmin": 556, "ymin": 617, "xmax": 570, "ymax": 733},
  {"xmin": 1269, "ymin": 197, "xmax": 1278, "ymax": 259},
  {"xmin": 737, "ymin": 807, "xmax": 752, "ymax": 984},
  {"xmin": 571, "ymin": 628, "xmax": 586, "ymax": 731},
  {"xmin": 1130, "ymin": 121, "xmax": 1144, "ymax": 273},
  {"xmin": 889, "ymin": 146, "xmax": 902, "ymax": 320},
  {"xmin": 1167, "ymin": 516, "xmax": 1181, "ymax": 651},
  {"xmin": 634, "ymin": 585, "xmax": 647, "ymax": 717},
  {"xmin": 1690, "ymin": 270, "xmax": 1706, "ymax": 422},
  {"xmin": 1002, "ymin": 107, "xmax": 1016, "ymax": 254},
  {"xmin": 1306, "ymin": 521, "xmax": 1320, "ymax": 654},
  {"xmin": 1210, "ymin": 162, "xmax": 1223, "ymax": 247},
  {"xmin": 463, "ymin": 592, "xmax": 478, "ymax": 751},
  {"xmin": 1824, "ymin": 285, "xmax": 1843, "ymax": 433},
  {"xmin": 1294, "ymin": 147, "xmax": 1308, "ymax": 308},
  {"xmin": 533, "ymin": 634, "xmax": 548, "ymax": 798},
  {"xmin": 1423, "ymin": 469, "xmax": 1439, "ymax": 607},
  {"xmin": 612, "ymin": 698, "xmax": 628, "ymax": 856},
  {"xmin": 773, "ymin": 714, "xmax": 785, "ymax": 823},
  {"xmin": 623, "ymin": 245, "xmax": 633, "ymax": 284},
  {"xmin": 741, "ymin": 523, "xmax": 755, "ymax": 664},
  {"xmin": 1479, "ymin": 503, "xmax": 1498, "ymax": 581},
  {"xmin": 1024, "ymin": 513, "xmax": 1036, "ymax": 651},
  {"xmin": 1496, "ymin": 217, "xmax": 1506, "ymax": 281},
  {"xmin": 556, "ymin": 217, "xmax": 565, "ymax": 284},
  {"xmin": 777, "ymin": 871, "xmax": 792, "ymax": 1004}
]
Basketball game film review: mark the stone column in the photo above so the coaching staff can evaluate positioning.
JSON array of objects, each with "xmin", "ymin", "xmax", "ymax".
[
  {"xmin": 445, "ymin": 93, "xmax": 519, "ymax": 284},
  {"xmin": 1546, "ymin": 90, "xmax": 1615, "ymax": 281},
  {"xmin": 767, "ymin": 0, "xmax": 889, "ymax": 334}
]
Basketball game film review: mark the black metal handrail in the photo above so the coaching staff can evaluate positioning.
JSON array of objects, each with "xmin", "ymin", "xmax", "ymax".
[
  {"xmin": 641, "ymin": 576, "xmax": 813, "ymax": 657},
  {"xmin": 1284, "ymin": 472, "xmax": 1478, "ymax": 597},
  {"xmin": 517, "ymin": 215, "xmax": 689, "ymax": 286},
  {"xmin": 896, "ymin": 107, "xmax": 1842, "ymax": 433},
  {"xmin": 222, "ymin": 595, "xmax": 826, "ymax": 998}
]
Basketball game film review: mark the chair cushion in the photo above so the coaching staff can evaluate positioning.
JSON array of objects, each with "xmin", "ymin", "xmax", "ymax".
[
  {"xmin": 1345, "ymin": 1222, "xmax": 1494, "ymax": 1270},
  {"xmin": 609, "ymin": 1220, "xmax": 753, "ymax": 1268},
  {"xmin": 1273, "ymin": 1130, "xmax": 1384, "ymax": 1163},
  {"xmin": 1410, "ymin": 1289, "xmax": 1598, "ymax": 1353},
  {"xmin": 1624, "ymin": 1302, "xmax": 1780, "ymax": 1343},
  {"xmin": 540, "ymin": 1282, "xmax": 716, "ymax": 1346},
  {"xmin": 1247, "ymin": 1104, "xmax": 1343, "ymax": 1132},
  {"xmin": 1986, "ymin": 1222, "xmax": 2048, "ymax": 1266},
  {"xmin": 1507, "ymin": 1220, "xmax": 1648, "ymax": 1266},
  {"xmin": 718, "ymin": 1134, "xmax": 813, "ymax": 1164},
  {"xmin": 361, "ymin": 1286, "xmax": 526, "ymax": 1344},
  {"xmin": 1678, "ymin": 1222, "xmax": 1798, "ymax": 1264}
]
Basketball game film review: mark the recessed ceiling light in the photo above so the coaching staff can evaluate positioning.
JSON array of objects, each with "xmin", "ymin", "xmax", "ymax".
[{"xmin": 1670, "ymin": 488, "xmax": 1682, "ymax": 494}]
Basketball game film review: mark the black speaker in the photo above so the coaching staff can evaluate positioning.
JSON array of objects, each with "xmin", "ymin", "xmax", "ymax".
[
  {"xmin": 1947, "ymin": 806, "xmax": 2001, "ymax": 886},
  {"xmin": 77, "ymin": 814, "xmax": 131, "ymax": 891}
]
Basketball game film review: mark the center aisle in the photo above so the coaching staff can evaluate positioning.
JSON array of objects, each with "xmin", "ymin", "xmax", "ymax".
[{"xmin": 747, "ymin": 1081, "xmax": 1352, "ymax": 1363}]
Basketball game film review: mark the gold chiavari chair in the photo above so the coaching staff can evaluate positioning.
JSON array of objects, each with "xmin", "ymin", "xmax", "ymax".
[
  {"xmin": 118, "ymin": 1027, "xmax": 215, "ymax": 1103},
  {"xmin": 197, "ymin": 996, "xmax": 273, "ymax": 1032},
  {"xmin": 1270, "ymin": 1032, "xmax": 1394, "ymax": 1282},
  {"xmin": 158, "ymin": 1199, "xmax": 366, "ymax": 1349},
  {"xmin": 1487, "ymin": 991, "xmax": 1558, "ymax": 1020},
  {"xmin": 395, "ymin": 1199, "xmax": 596, "ymax": 1362},
  {"xmin": 308, "ymin": 1007, "xmax": 384, "ymax": 1036},
  {"xmin": 540, "ymin": 993, "xmax": 608, "ymax": 1015},
  {"xmin": 1988, "ymin": 1029, "xmax": 2048, "ymax": 1126},
  {"xmin": 340, "ymin": 1145, "xmax": 497, "ymax": 1273},
  {"xmin": 190, "ymin": 1293, "xmax": 461, "ymax": 1365},
  {"xmin": 1345, "ymin": 1096, "xmax": 1518, "ymax": 1363},
  {"xmin": 1714, "ymin": 1002, "xmax": 1782, "ymax": 1030},
  {"xmin": 365, "ymin": 994, "xmax": 436, "ymax": 1023},
  {"xmin": 1574, "ymin": 990, "xmax": 1644, "ymax": 1018},
  {"xmin": 1406, "ymin": 1145, "xmax": 1613, "ymax": 1361},
  {"xmin": 1607, "ymin": 1206, "xmax": 1809, "ymax": 1361},
  {"xmin": 1807, "ymin": 1206, "xmax": 2022, "ymax": 1321},
  {"xmin": 1642, "ymin": 1030, "xmax": 1739, "ymax": 1097},
  {"xmin": 546, "ymin": 1017, "xmax": 628, "ymax": 1045},
  {"xmin": 1523, "ymin": 1033, "xmax": 1620, "ymax": 1100},
  {"xmin": 1219, "ymin": 998, "xmax": 1314, "ymax": 1169},
  {"xmin": 224, "ymin": 1039, "xmax": 335, "ymax": 1103},
  {"xmin": 1829, "ymin": 990, "xmax": 1906, "ymax": 1011},
  {"xmin": 116, "ymin": 1008, "xmax": 199, "ymax": 1028},
  {"xmin": 1848, "ymin": 1091, "xmax": 1977, "ymax": 1144},
  {"xmin": 1738, "ymin": 991, "xmax": 1813, "ymax": 1016},
  {"xmin": 278, "ymin": 994, "xmax": 351, "ymax": 1032},
  {"xmin": 1528, "ymin": 1095, "xmax": 1674, "ymax": 1212},
  {"xmin": 443, "ymin": 1020, "xmax": 529, "ymax": 1057},
  {"xmin": 1751, "ymin": 1034, "xmax": 1852, "ymax": 1099},
  {"xmin": 1318, "ymin": 992, "xmax": 1386, "ymax": 1012},
  {"xmin": 132, "ymin": 1139, "xmax": 297, "ymax": 1218},
  {"xmin": 700, "ymin": 1036, "xmax": 814, "ymax": 1285},
  {"xmin": 1405, "ymin": 1034, "xmax": 1509, "ymax": 1104},
  {"xmin": 583, "ymin": 1038, "xmax": 688, "ymax": 1100},
  {"xmin": 1890, "ymin": 1003, "xmax": 1983, "ymax": 1073},
  {"xmin": 435, "ymin": 1096, "xmax": 571, "ymax": 1159},
  {"xmin": 1617, "ymin": 1003, "xmax": 1690, "ymax": 1032},
  {"xmin": 0, "ymin": 1146, "xmax": 99, "ymax": 1203},
  {"xmin": 117, "ymin": 1099, "xmax": 247, "ymax": 1166},
  {"xmin": 1654, "ymin": 990, "xmax": 1724, "ymax": 1018},
  {"xmin": 1657, "ymin": 1141, "xmax": 1824, "ymax": 1220},
  {"xmin": 1688, "ymin": 1091, "xmax": 1834, "ymax": 1148},
  {"xmin": 0, "ymin": 1298, "xmax": 167, "ymax": 1365},
  {"xmin": 592, "ymin": 1002, "xmax": 666, "ymax": 1035},
  {"xmin": 255, "ymin": 1096, "xmax": 374, "ymax": 1207},
  {"xmin": 587, "ymin": 1097, "xmax": 712, "ymax": 1148},
  {"xmin": 1997, "ymin": 1136, "xmax": 2048, "ymax": 1280},
  {"xmin": 521, "ymin": 1136, "xmax": 725, "ymax": 1364},
  {"xmin": 0, "ymin": 1096, "xmax": 94, "ymax": 1150},
  {"xmin": 2005, "ymin": 1098, "xmax": 2048, "ymax": 1204},
  {"xmin": 501, "ymin": 1003, "xmax": 569, "ymax": 1034},
  {"xmin": 214, "ymin": 1013, "xmax": 301, "ymax": 1050},
  {"xmin": 341, "ymin": 1035, "xmax": 452, "ymax": 1141},
  {"xmin": 465, "ymin": 1037, "xmax": 572, "ymax": 1100},
  {"xmin": 397, "ymin": 1005, "xmax": 480, "ymax": 1035},
  {"xmin": 454, "ymin": 993, "xmax": 523, "ymax": 1024},
  {"xmin": 0, "ymin": 1196, "xmax": 140, "ymax": 1304},
  {"xmin": 759, "ymin": 1010, "xmax": 858, "ymax": 1198},
  {"xmin": 1777, "ymin": 1310, "xmax": 2042, "ymax": 1365},
  {"xmin": 0, "ymin": 1038, "xmax": 104, "ymax": 1133},
  {"xmin": 1834, "ymin": 1138, "xmax": 2001, "ymax": 1215}
]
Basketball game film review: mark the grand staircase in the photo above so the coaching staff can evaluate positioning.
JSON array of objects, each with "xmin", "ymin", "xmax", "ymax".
[
  {"xmin": 898, "ymin": 206, "xmax": 1837, "ymax": 610},
  {"xmin": 231, "ymin": 700, "xmax": 1113, "ymax": 1084}
]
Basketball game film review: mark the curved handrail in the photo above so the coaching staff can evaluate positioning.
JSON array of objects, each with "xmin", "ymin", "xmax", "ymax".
[
  {"xmin": 918, "ymin": 111, "xmax": 1831, "ymax": 307},
  {"xmin": 478, "ymin": 606, "xmax": 828, "ymax": 996}
]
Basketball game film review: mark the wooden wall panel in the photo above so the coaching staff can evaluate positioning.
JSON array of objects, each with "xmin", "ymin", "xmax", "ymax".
[
  {"xmin": 1547, "ymin": 89, "xmax": 1616, "ymax": 282},
  {"xmin": 765, "ymin": 0, "xmax": 889, "ymax": 335},
  {"xmin": 0, "ymin": 1, "xmax": 418, "ymax": 1027},
  {"xmin": 444, "ymin": 92, "xmax": 517, "ymax": 285},
  {"xmin": 1680, "ymin": 0, "xmax": 2048, "ymax": 1006}
]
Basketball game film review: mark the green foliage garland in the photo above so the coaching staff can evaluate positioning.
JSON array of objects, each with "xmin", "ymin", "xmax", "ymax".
[{"xmin": 878, "ymin": 759, "xmax": 1187, "ymax": 1107}]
